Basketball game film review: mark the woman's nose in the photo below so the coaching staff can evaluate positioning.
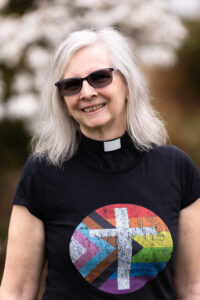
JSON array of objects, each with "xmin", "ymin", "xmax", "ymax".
[{"xmin": 79, "ymin": 80, "xmax": 98, "ymax": 100}]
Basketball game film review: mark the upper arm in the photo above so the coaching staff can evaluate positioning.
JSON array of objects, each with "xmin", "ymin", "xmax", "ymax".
[
  {"xmin": 174, "ymin": 198, "xmax": 200, "ymax": 298},
  {"xmin": 1, "ymin": 205, "xmax": 45, "ymax": 300}
]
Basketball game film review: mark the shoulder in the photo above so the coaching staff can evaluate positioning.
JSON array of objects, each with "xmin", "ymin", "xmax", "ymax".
[
  {"xmin": 22, "ymin": 153, "xmax": 76, "ymax": 180},
  {"xmin": 146, "ymin": 144, "xmax": 200, "ymax": 207},
  {"xmin": 148, "ymin": 144, "xmax": 193, "ymax": 164},
  {"xmin": 22, "ymin": 154, "xmax": 44, "ymax": 172},
  {"xmin": 13, "ymin": 154, "xmax": 51, "ymax": 220},
  {"xmin": 150, "ymin": 144, "xmax": 186, "ymax": 156},
  {"xmin": 21, "ymin": 154, "xmax": 54, "ymax": 179},
  {"xmin": 144, "ymin": 144, "xmax": 199, "ymax": 176}
]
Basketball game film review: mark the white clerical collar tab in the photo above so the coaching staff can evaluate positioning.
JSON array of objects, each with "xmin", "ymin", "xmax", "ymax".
[{"xmin": 103, "ymin": 138, "xmax": 121, "ymax": 152}]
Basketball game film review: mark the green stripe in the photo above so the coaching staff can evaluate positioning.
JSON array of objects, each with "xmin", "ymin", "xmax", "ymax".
[{"xmin": 132, "ymin": 247, "xmax": 173, "ymax": 263}]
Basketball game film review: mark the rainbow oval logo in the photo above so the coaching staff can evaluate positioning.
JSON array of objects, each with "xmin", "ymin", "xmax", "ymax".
[{"xmin": 69, "ymin": 204, "xmax": 173, "ymax": 294}]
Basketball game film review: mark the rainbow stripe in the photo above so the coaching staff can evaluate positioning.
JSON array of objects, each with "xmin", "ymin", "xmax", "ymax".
[{"xmin": 69, "ymin": 204, "xmax": 173, "ymax": 294}]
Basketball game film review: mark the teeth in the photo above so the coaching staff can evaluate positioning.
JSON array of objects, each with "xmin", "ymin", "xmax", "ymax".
[{"xmin": 83, "ymin": 104, "xmax": 104, "ymax": 112}]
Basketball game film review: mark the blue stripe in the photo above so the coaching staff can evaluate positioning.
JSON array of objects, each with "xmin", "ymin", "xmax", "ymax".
[
  {"xmin": 77, "ymin": 223, "xmax": 115, "ymax": 277},
  {"xmin": 109, "ymin": 262, "xmax": 167, "ymax": 279}
]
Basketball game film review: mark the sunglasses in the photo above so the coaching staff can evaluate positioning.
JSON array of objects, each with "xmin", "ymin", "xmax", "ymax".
[{"xmin": 55, "ymin": 67, "xmax": 118, "ymax": 96}]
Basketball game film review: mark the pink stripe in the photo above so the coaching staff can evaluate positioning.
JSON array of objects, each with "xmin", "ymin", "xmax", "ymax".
[{"xmin": 73, "ymin": 229, "xmax": 100, "ymax": 270}]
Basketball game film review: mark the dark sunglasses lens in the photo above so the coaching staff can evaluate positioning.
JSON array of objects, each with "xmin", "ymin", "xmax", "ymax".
[
  {"xmin": 89, "ymin": 69, "xmax": 112, "ymax": 88},
  {"xmin": 60, "ymin": 78, "xmax": 82, "ymax": 96}
]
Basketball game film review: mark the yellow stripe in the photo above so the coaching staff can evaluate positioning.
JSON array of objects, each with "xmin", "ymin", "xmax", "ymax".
[{"xmin": 132, "ymin": 231, "xmax": 173, "ymax": 248}]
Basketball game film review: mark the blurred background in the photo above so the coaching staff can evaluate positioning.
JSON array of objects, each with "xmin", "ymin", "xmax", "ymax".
[{"xmin": 0, "ymin": 0, "xmax": 200, "ymax": 296}]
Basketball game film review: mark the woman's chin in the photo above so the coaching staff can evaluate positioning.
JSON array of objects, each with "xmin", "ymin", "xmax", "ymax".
[{"xmin": 82, "ymin": 117, "xmax": 110, "ymax": 129}]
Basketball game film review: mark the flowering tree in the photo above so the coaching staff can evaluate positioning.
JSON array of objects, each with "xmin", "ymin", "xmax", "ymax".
[{"xmin": 0, "ymin": 0, "xmax": 187, "ymax": 120}]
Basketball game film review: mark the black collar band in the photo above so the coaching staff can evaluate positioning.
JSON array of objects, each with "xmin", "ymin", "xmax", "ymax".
[{"xmin": 79, "ymin": 131, "xmax": 134, "ymax": 153}]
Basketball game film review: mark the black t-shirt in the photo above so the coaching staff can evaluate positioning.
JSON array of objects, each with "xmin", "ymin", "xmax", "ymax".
[{"xmin": 13, "ymin": 132, "xmax": 200, "ymax": 299}]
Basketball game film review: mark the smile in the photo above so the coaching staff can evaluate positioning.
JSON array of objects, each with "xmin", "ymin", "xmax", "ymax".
[{"xmin": 82, "ymin": 103, "xmax": 105, "ymax": 113}]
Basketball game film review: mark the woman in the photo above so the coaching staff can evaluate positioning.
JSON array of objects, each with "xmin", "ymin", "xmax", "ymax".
[{"xmin": 1, "ymin": 28, "xmax": 200, "ymax": 300}]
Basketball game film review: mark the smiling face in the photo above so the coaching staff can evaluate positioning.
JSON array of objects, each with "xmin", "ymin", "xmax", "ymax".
[{"xmin": 62, "ymin": 43, "xmax": 129, "ymax": 140}]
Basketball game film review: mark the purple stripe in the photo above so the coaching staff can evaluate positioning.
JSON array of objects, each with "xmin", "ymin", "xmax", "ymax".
[
  {"xmin": 73, "ymin": 229, "xmax": 100, "ymax": 270},
  {"xmin": 99, "ymin": 276, "xmax": 155, "ymax": 294}
]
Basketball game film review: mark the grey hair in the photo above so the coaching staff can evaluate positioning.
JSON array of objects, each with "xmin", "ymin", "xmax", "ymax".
[{"xmin": 31, "ymin": 27, "xmax": 168, "ymax": 166}]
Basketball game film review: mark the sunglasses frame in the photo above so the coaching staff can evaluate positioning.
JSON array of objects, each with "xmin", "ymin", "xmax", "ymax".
[{"xmin": 55, "ymin": 67, "xmax": 118, "ymax": 96}]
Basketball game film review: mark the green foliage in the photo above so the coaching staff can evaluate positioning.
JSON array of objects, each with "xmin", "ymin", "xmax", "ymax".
[
  {"xmin": 0, "ymin": 223, "xmax": 8, "ymax": 240},
  {"xmin": 177, "ymin": 21, "xmax": 200, "ymax": 100},
  {"xmin": 0, "ymin": 63, "xmax": 16, "ymax": 102},
  {"xmin": 0, "ymin": 119, "xmax": 30, "ymax": 171}
]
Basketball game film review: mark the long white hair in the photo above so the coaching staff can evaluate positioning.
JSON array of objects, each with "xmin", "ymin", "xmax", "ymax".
[{"xmin": 31, "ymin": 27, "xmax": 168, "ymax": 166}]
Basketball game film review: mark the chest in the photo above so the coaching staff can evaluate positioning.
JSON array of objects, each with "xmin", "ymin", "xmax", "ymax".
[{"xmin": 43, "ymin": 163, "xmax": 181, "ymax": 295}]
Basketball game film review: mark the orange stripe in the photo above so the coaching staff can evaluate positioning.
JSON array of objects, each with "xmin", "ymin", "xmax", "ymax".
[
  {"xmin": 83, "ymin": 216, "xmax": 103, "ymax": 229},
  {"xmin": 106, "ymin": 218, "xmax": 116, "ymax": 227},
  {"xmin": 85, "ymin": 237, "xmax": 117, "ymax": 283},
  {"xmin": 129, "ymin": 216, "xmax": 168, "ymax": 232},
  {"xmin": 107, "ymin": 216, "xmax": 168, "ymax": 232}
]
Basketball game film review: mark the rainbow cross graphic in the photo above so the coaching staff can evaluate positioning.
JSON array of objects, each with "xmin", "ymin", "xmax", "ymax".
[{"xmin": 89, "ymin": 207, "xmax": 157, "ymax": 290}]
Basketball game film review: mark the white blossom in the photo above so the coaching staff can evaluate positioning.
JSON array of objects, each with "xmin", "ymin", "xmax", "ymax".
[
  {"xmin": 0, "ymin": 0, "xmax": 8, "ymax": 10},
  {"xmin": 0, "ymin": 0, "xmax": 188, "ymax": 69},
  {"xmin": 25, "ymin": 47, "xmax": 49, "ymax": 72},
  {"xmin": 168, "ymin": 0, "xmax": 200, "ymax": 20},
  {"xmin": 138, "ymin": 45, "xmax": 177, "ymax": 68},
  {"xmin": 5, "ymin": 94, "xmax": 39, "ymax": 119},
  {"xmin": 12, "ymin": 72, "xmax": 33, "ymax": 94},
  {"xmin": 0, "ymin": 0, "xmax": 189, "ymax": 120}
]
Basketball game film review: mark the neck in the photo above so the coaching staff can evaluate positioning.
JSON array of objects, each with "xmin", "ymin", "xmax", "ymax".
[
  {"xmin": 80, "ymin": 125, "xmax": 126, "ymax": 141},
  {"xmin": 77, "ymin": 130, "xmax": 142, "ymax": 174}
]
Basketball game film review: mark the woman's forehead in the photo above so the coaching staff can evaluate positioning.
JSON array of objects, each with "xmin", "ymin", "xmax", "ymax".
[{"xmin": 64, "ymin": 43, "xmax": 112, "ymax": 77}]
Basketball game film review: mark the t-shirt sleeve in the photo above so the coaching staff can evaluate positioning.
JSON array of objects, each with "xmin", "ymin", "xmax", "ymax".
[
  {"xmin": 13, "ymin": 155, "xmax": 46, "ymax": 220},
  {"xmin": 178, "ymin": 149, "xmax": 200, "ymax": 208}
]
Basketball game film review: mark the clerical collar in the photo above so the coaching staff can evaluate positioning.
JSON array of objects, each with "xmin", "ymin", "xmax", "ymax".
[{"xmin": 79, "ymin": 131, "xmax": 135, "ymax": 153}]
